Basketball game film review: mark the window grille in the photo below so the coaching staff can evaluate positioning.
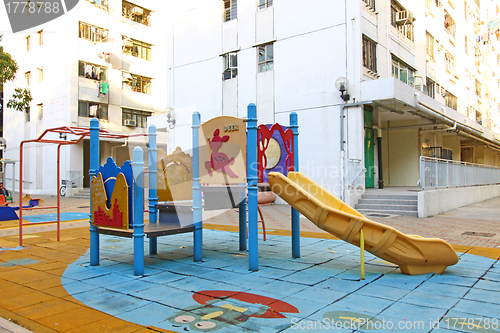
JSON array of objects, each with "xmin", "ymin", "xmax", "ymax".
[
  {"xmin": 362, "ymin": 36, "xmax": 377, "ymax": 72},
  {"xmin": 79, "ymin": 22, "xmax": 108, "ymax": 43},
  {"xmin": 122, "ymin": 108, "xmax": 152, "ymax": 128},
  {"xmin": 122, "ymin": 37, "xmax": 152, "ymax": 61},
  {"xmin": 224, "ymin": 0, "xmax": 237, "ymax": 21},
  {"xmin": 258, "ymin": 43, "xmax": 274, "ymax": 72},
  {"xmin": 223, "ymin": 52, "xmax": 238, "ymax": 80}
]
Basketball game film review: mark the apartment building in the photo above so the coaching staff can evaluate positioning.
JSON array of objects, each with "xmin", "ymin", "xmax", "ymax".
[
  {"xmin": 164, "ymin": 0, "xmax": 500, "ymax": 212},
  {"xmin": 2, "ymin": 0, "xmax": 169, "ymax": 193},
  {"xmin": 2, "ymin": 0, "xmax": 500, "ymax": 215}
]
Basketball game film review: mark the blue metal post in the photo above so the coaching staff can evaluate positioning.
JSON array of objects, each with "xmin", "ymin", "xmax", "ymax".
[
  {"xmin": 192, "ymin": 112, "xmax": 203, "ymax": 262},
  {"xmin": 132, "ymin": 147, "xmax": 145, "ymax": 276},
  {"xmin": 148, "ymin": 125, "xmax": 158, "ymax": 255},
  {"xmin": 89, "ymin": 118, "xmax": 100, "ymax": 266},
  {"xmin": 290, "ymin": 112, "xmax": 300, "ymax": 258},
  {"xmin": 238, "ymin": 191, "xmax": 247, "ymax": 251},
  {"xmin": 247, "ymin": 103, "xmax": 259, "ymax": 271}
]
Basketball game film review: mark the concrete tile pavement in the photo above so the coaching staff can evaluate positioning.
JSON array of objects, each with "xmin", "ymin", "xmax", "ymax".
[{"xmin": 0, "ymin": 193, "xmax": 500, "ymax": 332}]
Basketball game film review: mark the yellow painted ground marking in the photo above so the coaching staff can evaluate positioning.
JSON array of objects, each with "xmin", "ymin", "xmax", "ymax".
[
  {"xmin": 220, "ymin": 304, "xmax": 248, "ymax": 313},
  {"xmin": 339, "ymin": 317, "xmax": 361, "ymax": 322},
  {"xmin": 458, "ymin": 322, "xmax": 482, "ymax": 329},
  {"xmin": 201, "ymin": 311, "xmax": 224, "ymax": 320}
]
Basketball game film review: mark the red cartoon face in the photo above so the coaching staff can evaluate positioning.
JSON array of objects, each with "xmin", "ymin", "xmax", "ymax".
[{"xmin": 167, "ymin": 290, "xmax": 298, "ymax": 331}]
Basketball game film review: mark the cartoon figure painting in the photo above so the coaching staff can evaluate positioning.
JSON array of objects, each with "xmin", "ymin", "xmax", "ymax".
[
  {"xmin": 205, "ymin": 129, "xmax": 238, "ymax": 178},
  {"xmin": 167, "ymin": 290, "xmax": 299, "ymax": 331},
  {"xmin": 199, "ymin": 116, "xmax": 246, "ymax": 185}
]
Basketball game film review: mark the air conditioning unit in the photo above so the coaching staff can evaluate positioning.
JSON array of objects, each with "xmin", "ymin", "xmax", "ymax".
[
  {"xmin": 396, "ymin": 10, "xmax": 414, "ymax": 25},
  {"xmin": 124, "ymin": 119, "xmax": 137, "ymax": 127},
  {"xmin": 131, "ymin": 7, "xmax": 143, "ymax": 15}
]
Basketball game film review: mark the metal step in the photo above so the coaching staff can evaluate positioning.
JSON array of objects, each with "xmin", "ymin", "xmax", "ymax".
[
  {"xmin": 358, "ymin": 199, "xmax": 417, "ymax": 206},
  {"xmin": 355, "ymin": 204, "xmax": 417, "ymax": 211},
  {"xmin": 357, "ymin": 209, "xmax": 418, "ymax": 217}
]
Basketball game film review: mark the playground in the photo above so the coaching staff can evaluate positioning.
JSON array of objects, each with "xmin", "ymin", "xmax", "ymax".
[{"xmin": 0, "ymin": 104, "xmax": 499, "ymax": 332}]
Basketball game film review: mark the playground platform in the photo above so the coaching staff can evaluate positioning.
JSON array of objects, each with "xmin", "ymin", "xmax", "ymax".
[{"xmin": 0, "ymin": 194, "xmax": 499, "ymax": 332}]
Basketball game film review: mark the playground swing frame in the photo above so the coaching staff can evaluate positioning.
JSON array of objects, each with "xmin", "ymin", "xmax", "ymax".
[{"xmin": 18, "ymin": 125, "xmax": 145, "ymax": 246}]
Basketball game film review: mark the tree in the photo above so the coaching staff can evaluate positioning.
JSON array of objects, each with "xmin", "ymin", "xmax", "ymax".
[
  {"xmin": 0, "ymin": 45, "xmax": 32, "ymax": 112},
  {"xmin": 0, "ymin": 45, "xmax": 18, "ymax": 89},
  {"xmin": 6, "ymin": 87, "xmax": 32, "ymax": 112}
]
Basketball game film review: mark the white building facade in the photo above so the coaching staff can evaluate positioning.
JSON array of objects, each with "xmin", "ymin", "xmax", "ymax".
[
  {"xmin": 2, "ymin": 0, "xmax": 500, "ymax": 215},
  {"xmin": 2, "ymin": 0, "xmax": 169, "ymax": 194}
]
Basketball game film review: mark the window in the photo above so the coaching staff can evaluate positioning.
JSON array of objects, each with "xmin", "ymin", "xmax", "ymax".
[
  {"xmin": 476, "ymin": 110, "xmax": 482, "ymax": 124},
  {"xmin": 25, "ymin": 36, "xmax": 30, "ymax": 51},
  {"xmin": 78, "ymin": 101, "xmax": 108, "ymax": 120},
  {"xmin": 223, "ymin": 52, "xmax": 238, "ymax": 80},
  {"xmin": 122, "ymin": 37, "xmax": 151, "ymax": 61},
  {"xmin": 37, "ymin": 104, "xmax": 43, "ymax": 120},
  {"xmin": 392, "ymin": 57, "xmax": 414, "ymax": 85},
  {"xmin": 444, "ymin": 11, "xmax": 456, "ymax": 38},
  {"xmin": 25, "ymin": 107, "xmax": 30, "ymax": 122},
  {"xmin": 426, "ymin": 32, "xmax": 434, "ymax": 59},
  {"xmin": 475, "ymin": 79, "xmax": 482, "ymax": 97},
  {"xmin": 25, "ymin": 71, "xmax": 30, "ymax": 86},
  {"xmin": 224, "ymin": 0, "xmax": 237, "ymax": 22},
  {"xmin": 258, "ymin": 43, "xmax": 274, "ymax": 72},
  {"xmin": 363, "ymin": 0, "xmax": 375, "ymax": 10},
  {"xmin": 122, "ymin": 108, "xmax": 151, "ymax": 128},
  {"xmin": 38, "ymin": 68, "xmax": 43, "ymax": 82},
  {"xmin": 258, "ymin": 0, "xmax": 273, "ymax": 10},
  {"xmin": 362, "ymin": 36, "xmax": 377, "ymax": 72},
  {"xmin": 445, "ymin": 91, "xmax": 457, "ymax": 110},
  {"xmin": 38, "ymin": 30, "xmax": 43, "ymax": 46},
  {"xmin": 391, "ymin": 1, "xmax": 414, "ymax": 41},
  {"xmin": 445, "ymin": 52, "xmax": 457, "ymax": 77},
  {"xmin": 122, "ymin": 73, "xmax": 152, "ymax": 94},
  {"xmin": 79, "ymin": 22, "xmax": 108, "ymax": 43},
  {"xmin": 79, "ymin": 61, "xmax": 107, "ymax": 81},
  {"xmin": 122, "ymin": 1, "xmax": 151, "ymax": 26},
  {"xmin": 86, "ymin": 0, "xmax": 109, "ymax": 10},
  {"xmin": 426, "ymin": 77, "xmax": 435, "ymax": 98}
]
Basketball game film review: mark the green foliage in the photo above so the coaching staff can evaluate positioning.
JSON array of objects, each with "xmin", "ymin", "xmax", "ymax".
[
  {"xmin": 7, "ymin": 87, "xmax": 32, "ymax": 112},
  {"xmin": 0, "ymin": 46, "xmax": 19, "ymax": 86}
]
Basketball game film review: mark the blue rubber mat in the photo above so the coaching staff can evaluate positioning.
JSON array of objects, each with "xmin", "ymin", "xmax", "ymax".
[{"xmin": 23, "ymin": 212, "xmax": 89, "ymax": 223}]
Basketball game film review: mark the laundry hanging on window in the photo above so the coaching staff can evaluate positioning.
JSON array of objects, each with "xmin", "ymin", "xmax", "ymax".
[{"xmin": 89, "ymin": 105, "xmax": 98, "ymax": 117}]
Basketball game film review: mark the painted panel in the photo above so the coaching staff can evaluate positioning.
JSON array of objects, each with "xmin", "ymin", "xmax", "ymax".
[
  {"xmin": 199, "ymin": 116, "xmax": 246, "ymax": 184},
  {"xmin": 91, "ymin": 172, "xmax": 129, "ymax": 230},
  {"xmin": 157, "ymin": 147, "xmax": 193, "ymax": 202}
]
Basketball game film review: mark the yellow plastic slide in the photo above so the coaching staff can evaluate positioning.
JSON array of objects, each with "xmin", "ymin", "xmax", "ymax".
[{"xmin": 268, "ymin": 172, "xmax": 459, "ymax": 275}]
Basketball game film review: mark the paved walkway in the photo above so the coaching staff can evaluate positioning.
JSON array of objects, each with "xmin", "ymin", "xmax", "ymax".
[{"xmin": 0, "ymin": 194, "xmax": 499, "ymax": 332}]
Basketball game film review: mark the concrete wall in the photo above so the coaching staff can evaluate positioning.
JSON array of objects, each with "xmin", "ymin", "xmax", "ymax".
[
  {"xmin": 418, "ymin": 185, "xmax": 500, "ymax": 217},
  {"xmin": 382, "ymin": 127, "xmax": 419, "ymax": 186}
]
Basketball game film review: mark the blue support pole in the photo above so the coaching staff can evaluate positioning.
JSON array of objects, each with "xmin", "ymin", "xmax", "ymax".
[
  {"xmin": 238, "ymin": 191, "xmax": 247, "ymax": 251},
  {"xmin": 192, "ymin": 112, "xmax": 203, "ymax": 262},
  {"xmin": 290, "ymin": 112, "xmax": 300, "ymax": 258},
  {"xmin": 148, "ymin": 125, "xmax": 158, "ymax": 255},
  {"xmin": 247, "ymin": 103, "xmax": 259, "ymax": 271},
  {"xmin": 132, "ymin": 147, "xmax": 145, "ymax": 276},
  {"xmin": 89, "ymin": 118, "xmax": 100, "ymax": 266}
]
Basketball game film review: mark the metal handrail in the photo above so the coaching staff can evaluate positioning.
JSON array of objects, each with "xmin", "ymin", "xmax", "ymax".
[{"xmin": 419, "ymin": 156, "xmax": 500, "ymax": 189}]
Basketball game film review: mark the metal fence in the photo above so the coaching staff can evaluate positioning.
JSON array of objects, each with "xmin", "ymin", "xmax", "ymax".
[
  {"xmin": 347, "ymin": 159, "xmax": 366, "ymax": 190},
  {"xmin": 419, "ymin": 156, "xmax": 500, "ymax": 189}
]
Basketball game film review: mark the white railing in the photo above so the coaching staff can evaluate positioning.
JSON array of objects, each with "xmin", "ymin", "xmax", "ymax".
[
  {"xmin": 347, "ymin": 159, "xmax": 366, "ymax": 190},
  {"xmin": 419, "ymin": 156, "xmax": 500, "ymax": 189}
]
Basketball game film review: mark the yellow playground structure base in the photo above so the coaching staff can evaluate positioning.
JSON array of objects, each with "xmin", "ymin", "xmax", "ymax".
[{"xmin": 268, "ymin": 172, "xmax": 459, "ymax": 275}]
